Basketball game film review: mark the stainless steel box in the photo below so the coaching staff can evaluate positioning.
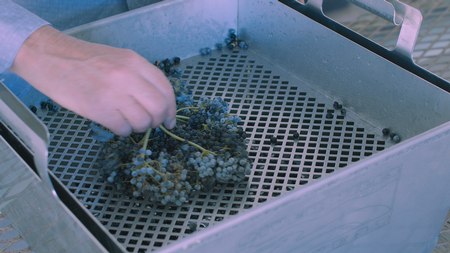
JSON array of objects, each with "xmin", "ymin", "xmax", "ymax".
[{"xmin": 2, "ymin": 0, "xmax": 450, "ymax": 252}]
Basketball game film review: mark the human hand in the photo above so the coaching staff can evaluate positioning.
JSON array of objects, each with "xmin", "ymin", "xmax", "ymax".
[{"xmin": 9, "ymin": 25, "xmax": 176, "ymax": 136}]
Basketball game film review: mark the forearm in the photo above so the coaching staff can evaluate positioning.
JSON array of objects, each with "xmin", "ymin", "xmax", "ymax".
[{"xmin": 8, "ymin": 25, "xmax": 176, "ymax": 136}]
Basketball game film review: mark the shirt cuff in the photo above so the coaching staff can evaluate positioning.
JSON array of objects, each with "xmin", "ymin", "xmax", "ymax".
[{"xmin": 0, "ymin": 0, "xmax": 50, "ymax": 73}]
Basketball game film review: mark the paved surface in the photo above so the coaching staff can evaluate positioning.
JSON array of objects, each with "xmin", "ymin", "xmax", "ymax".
[{"xmin": 0, "ymin": 213, "xmax": 32, "ymax": 253}]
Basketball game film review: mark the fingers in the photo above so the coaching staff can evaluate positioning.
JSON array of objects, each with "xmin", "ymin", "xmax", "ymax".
[
  {"xmin": 94, "ymin": 109, "xmax": 133, "ymax": 137},
  {"xmin": 120, "ymin": 95, "xmax": 154, "ymax": 133},
  {"xmin": 93, "ymin": 64, "xmax": 175, "ymax": 136},
  {"xmin": 136, "ymin": 63, "xmax": 177, "ymax": 129}
]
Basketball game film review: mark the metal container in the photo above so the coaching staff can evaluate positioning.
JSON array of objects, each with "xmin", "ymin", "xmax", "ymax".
[{"xmin": 2, "ymin": 0, "xmax": 450, "ymax": 252}]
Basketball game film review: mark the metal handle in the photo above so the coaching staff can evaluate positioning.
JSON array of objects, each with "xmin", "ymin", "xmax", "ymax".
[
  {"xmin": 0, "ymin": 81, "xmax": 53, "ymax": 192},
  {"xmin": 306, "ymin": 0, "xmax": 423, "ymax": 60}
]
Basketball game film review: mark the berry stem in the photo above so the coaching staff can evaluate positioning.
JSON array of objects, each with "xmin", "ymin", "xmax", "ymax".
[
  {"xmin": 176, "ymin": 107, "xmax": 199, "ymax": 113},
  {"xmin": 142, "ymin": 128, "xmax": 153, "ymax": 151},
  {"xmin": 159, "ymin": 125, "xmax": 216, "ymax": 155},
  {"xmin": 176, "ymin": 118, "xmax": 188, "ymax": 124},
  {"xmin": 129, "ymin": 136, "xmax": 137, "ymax": 144},
  {"xmin": 176, "ymin": 115, "xmax": 190, "ymax": 120}
]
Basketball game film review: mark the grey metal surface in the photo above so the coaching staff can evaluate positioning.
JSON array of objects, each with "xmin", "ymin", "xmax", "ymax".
[
  {"xmin": 35, "ymin": 0, "xmax": 450, "ymax": 252},
  {"xmin": 0, "ymin": 82, "xmax": 51, "ymax": 192},
  {"xmin": 0, "ymin": 133, "xmax": 110, "ymax": 252},
  {"xmin": 39, "ymin": 48, "xmax": 397, "ymax": 252},
  {"xmin": 64, "ymin": 0, "xmax": 238, "ymax": 65},
  {"xmin": 347, "ymin": 0, "xmax": 403, "ymax": 25},
  {"xmin": 3, "ymin": 0, "xmax": 450, "ymax": 252},
  {"xmin": 334, "ymin": 1, "xmax": 450, "ymax": 252},
  {"xmin": 0, "ymin": 79, "xmax": 123, "ymax": 252},
  {"xmin": 240, "ymin": 0, "xmax": 450, "ymax": 140}
]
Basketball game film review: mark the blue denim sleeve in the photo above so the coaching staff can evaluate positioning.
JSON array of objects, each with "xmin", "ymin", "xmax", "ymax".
[{"xmin": 0, "ymin": 0, "xmax": 50, "ymax": 73}]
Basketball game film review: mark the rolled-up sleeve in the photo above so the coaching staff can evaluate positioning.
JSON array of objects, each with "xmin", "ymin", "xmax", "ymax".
[{"xmin": 0, "ymin": 0, "xmax": 49, "ymax": 73}]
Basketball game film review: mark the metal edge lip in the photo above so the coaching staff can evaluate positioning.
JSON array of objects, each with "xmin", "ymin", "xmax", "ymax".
[
  {"xmin": 63, "ymin": 0, "xmax": 188, "ymax": 35},
  {"xmin": 48, "ymin": 170, "xmax": 127, "ymax": 253},
  {"xmin": 0, "ymin": 120, "xmax": 122, "ymax": 252}
]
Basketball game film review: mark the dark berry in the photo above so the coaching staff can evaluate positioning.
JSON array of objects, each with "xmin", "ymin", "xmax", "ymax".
[
  {"xmin": 40, "ymin": 101, "xmax": 47, "ymax": 109},
  {"xmin": 341, "ymin": 109, "xmax": 346, "ymax": 115},
  {"xmin": 227, "ymin": 43, "xmax": 235, "ymax": 50},
  {"xmin": 239, "ymin": 41, "xmax": 247, "ymax": 49},
  {"xmin": 164, "ymin": 67, "xmax": 170, "ymax": 73},
  {"xmin": 47, "ymin": 100, "xmax": 56, "ymax": 111},
  {"xmin": 173, "ymin": 57, "xmax": 180, "ymax": 65},
  {"xmin": 29, "ymin": 105, "xmax": 37, "ymax": 114},
  {"xmin": 230, "ymin": 34, "xmax": 236, "ymax": 40},
  {"xmin": 333, "ymin": 101, "xmax": 342, "ymax": 109},
  {"xmin": 326, "ymin": 113, "xmax": 333, "ymax": 119},
  {"xmin": 389, "ymin": 133, "xmax": 396, "ymax": 139},
  {"xmin": 293, "ymin": 132, "xmax": 300, "ymax": 139},
  {"xmin": 216, "ymin": 43, "xmax": 223, "ymax": 50},
  {"xmin": 163, "ymin": 58, "xmax": 172, "ymax": 67},
  {"xmin": 188, "ymin": 221, "xmax": 197, "ymax": 232},
  {"xmin": 270, "ymin": 136, "xmax": 277, "ymax": 144},
  {"xmin": 392, "ymin": 135, "xmax": 401, "ymax": 143},
  {"xmin": 200, "ymin": 48, "xmax": 211, "ymax": 55},
  {"xmin": 382, "ymin": 128, "xmax": 390, "ymax": 135}
]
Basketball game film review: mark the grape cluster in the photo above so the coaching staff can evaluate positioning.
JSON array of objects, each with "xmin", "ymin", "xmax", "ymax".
[{"xmin": 91, "ymin": 66, "xmax": 252, "ymax": 206}]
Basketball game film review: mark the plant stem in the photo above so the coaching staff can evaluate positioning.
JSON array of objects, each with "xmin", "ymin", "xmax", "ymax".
[
  {"xmin": 176, "ymin": 107, "xmax": 199, "ymax": 113},
  {"xmin": 176, "ymin": 115, "xmax": 190, "ymax": 120},
  {"xmin": 159, "ymin": 125, "xmax": 215, "ymax": 155},
  {"xmin": 142, "ymin": 128, "xmax": 152, "ymax": 151},
  {"xmin": 176, "ymin": 118, "xmax": 188, "ymax": 124}
]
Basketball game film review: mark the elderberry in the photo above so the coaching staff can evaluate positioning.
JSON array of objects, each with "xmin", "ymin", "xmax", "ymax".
[
  {"xmin": 333, "ymin": 101, "xmax": 342, "ymax": 109},
  {"xmin": 29, "ymin": 105, "xmax": 37, "ymax": 114},
  {"xmin": 91, "ymin": 31, "xmax": 252, "ymax": 206}
]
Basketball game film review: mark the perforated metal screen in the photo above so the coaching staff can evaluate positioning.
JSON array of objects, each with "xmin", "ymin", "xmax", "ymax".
[{"xmin": 38, "ymin": 49, "xmax": 394, "ymax": 252}]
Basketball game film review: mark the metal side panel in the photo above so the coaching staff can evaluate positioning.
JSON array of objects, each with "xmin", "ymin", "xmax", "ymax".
[
  {"xmin": 40, "ymin": 48, "xmax": 398, "ymax": 252},
  {"xmin": 35, "ymin": 47, "xmax": 450, "ymax": 253},
  {"xmin": 0, "ymin": 135, "xmax": 109, "ymax": 253},
  {"xmin": 63, "ymin": 0, "xmax": 238, "ymax": 64}
]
